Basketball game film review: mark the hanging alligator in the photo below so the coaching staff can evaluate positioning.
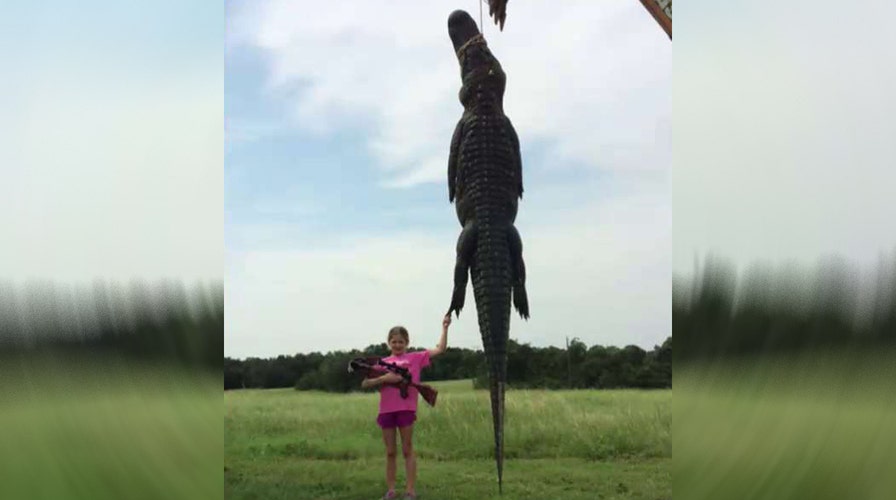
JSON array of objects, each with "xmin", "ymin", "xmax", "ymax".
[{"xmin": 445, "ymin": 9, "xmax": 529, "ymax": 494}]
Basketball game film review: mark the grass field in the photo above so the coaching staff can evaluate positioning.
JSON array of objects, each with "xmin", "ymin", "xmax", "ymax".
[
  {"xmin": 225, "ymin": 379, "xmax": 671, "ymax": 500},
  {"xmin": 0, "ymin": 354, "xmax": 222, "ymax": 500},
  {"xmin": 674, "ymin": 347, "xmax": 896, "ymax": 500}
]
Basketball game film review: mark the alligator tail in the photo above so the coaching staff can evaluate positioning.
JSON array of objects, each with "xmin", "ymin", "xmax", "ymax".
[
  {"xmin": 471, "ymin": 221, "xmax": 511, "ymax": 493},
  {"xmin": 490, "ymin": 376, "xmax": 506, "ymax": 493}
]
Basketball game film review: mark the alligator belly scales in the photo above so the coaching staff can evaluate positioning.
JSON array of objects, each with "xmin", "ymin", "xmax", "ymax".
[{"xmin": 445, "ymin": 10, "xmax": 529, "ymax": 494}]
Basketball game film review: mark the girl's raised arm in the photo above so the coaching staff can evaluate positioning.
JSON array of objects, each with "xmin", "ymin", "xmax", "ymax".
[{"xmin": 428, "ymin": 314, "xmax": 451, "ymax": 358}]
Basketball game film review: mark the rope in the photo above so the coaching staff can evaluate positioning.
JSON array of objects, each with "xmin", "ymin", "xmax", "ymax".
[{"xmin": 456, "ymin": 33, "xmax": 485, "ymax": 59}]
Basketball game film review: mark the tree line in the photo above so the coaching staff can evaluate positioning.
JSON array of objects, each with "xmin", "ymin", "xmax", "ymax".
[
  {"xmin": 674, "ymin": 252, "xmax": 896, "ymax": 363},
  {"xmin": 224, "ymin": 336, "xmax": 672, "ymax": 392}
]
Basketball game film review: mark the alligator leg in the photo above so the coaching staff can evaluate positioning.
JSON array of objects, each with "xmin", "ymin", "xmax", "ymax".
[
  {"xmin": 508, "ymin": 224, "xmax": 529, "ymax": 320},
  {"xmin": 448, "ymin": 220, "xmax": 478, "ymax": 317}
]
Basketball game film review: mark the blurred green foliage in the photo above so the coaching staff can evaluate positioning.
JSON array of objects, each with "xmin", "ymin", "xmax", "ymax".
[
  {"xmin": 0, "ymin": 279, "xmax": 222, "ymax": 370},
  {"xmin": 674, "ymin": 253, "xmax": 895, "ymax": 362}
]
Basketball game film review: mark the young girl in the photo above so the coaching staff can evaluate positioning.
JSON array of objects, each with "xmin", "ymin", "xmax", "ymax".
[{"xmin": 361, "ymin": 314, "xmax": 451, "ymax": 500}]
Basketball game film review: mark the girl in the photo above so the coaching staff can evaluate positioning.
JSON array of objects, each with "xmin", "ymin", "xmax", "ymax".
[{"xmin": 361, "ymin": 314, "xmax": 451, "ymax": 500}]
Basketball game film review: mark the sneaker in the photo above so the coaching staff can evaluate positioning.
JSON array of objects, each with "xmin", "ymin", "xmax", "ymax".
[{"xmin": 381, "ymin": 491, "xmax": 398, "ymax": 500}]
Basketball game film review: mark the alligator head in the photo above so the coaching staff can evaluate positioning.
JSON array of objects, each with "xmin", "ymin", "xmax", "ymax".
[{"xmin": 447, "ymin": 10, "xmax": 506, "ymax": 113}]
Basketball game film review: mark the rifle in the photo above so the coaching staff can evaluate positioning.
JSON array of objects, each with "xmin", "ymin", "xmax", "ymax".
[{"xmin": 348, "ymin": 356, "xmax": 438, "ymax": 407}]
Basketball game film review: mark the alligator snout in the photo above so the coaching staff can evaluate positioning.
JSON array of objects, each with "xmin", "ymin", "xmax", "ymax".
[{"xmin": 448, "ymin": 10, "xmax": 481, "ymax": 54}]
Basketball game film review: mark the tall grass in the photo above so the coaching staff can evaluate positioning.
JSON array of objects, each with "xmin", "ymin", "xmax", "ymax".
[
  {"xmin": 225, "ymin": 380, "xmax": 671, "ymax": 499},
  {"xmin": 0, "ymin": 355, "xmax": 222, "ymax": 500},
  {"xmin": 226, "ymin": 379, "xmax": 670, "ymax": 462},
  {"xmin": 674, "ymin": 347, "xmax": 896, "ymax": 500}
]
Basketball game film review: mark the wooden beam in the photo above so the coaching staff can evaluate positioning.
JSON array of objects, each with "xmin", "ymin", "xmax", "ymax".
[{"xmin": 638, "ymin": 0, "xmax": 672, "ymax": 40}]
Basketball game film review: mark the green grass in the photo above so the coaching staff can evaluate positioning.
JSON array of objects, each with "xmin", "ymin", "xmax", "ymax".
[
  {"xmin": 0, "ymin": 354, "xmax": 222, "ymax": 500},
  {"xmin": 674, "ymin": 347, "xmax": 896, "ymax": 500},
  {"xmin": 225, "ymin": 379, "xmax": 671, "ymax": 499}
]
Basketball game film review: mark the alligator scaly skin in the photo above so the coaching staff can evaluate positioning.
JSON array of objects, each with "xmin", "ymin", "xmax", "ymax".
[{"xmin": 446, "ymin": 10, "xmax": 529, "ymax": 494}]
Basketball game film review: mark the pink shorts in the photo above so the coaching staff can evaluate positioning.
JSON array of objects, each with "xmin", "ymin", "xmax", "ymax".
[{"xmin": 376, "ymin": 410, "xmax": 416, "ymax": 429}]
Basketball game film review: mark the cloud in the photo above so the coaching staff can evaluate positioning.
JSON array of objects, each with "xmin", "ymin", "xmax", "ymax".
[{"xmin": 228, "ymin": 0, "xmax": 671, "ymax": 188}]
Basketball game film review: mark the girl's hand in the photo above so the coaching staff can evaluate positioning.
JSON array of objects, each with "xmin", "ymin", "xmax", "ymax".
[
  {"xmin": 380, "ymin": 373, "xmax": 404, "ymax": 384},
  {"xmin": 442, "ymin": 314, "xmax": 452, "ymax": 329}
]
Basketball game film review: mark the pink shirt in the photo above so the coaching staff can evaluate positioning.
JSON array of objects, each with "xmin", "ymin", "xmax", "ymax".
[{"xmin": 378, "ymin": 350, "xmax": 431, "ymax": 414}]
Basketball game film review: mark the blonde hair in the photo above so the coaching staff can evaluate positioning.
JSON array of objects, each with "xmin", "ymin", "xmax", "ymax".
[{"xmin": 388, "ymin": 326, "xmax": 409, "ymax": 343}]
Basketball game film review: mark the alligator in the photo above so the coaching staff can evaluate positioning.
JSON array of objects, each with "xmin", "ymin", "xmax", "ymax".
[{"xmin": 445, "ymin": 9, "xmax": 529, "ymax": 494}]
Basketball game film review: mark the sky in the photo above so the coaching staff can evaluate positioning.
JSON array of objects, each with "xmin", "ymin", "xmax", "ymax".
[
  {"xmin": 4, "ymin": 0, "xmax": 890, "ymax": 359},
  {"xmin": 1, "ymin": 1, "xmax": 223, "ymax": 285},
  {"xmin": 673, "ymin": 0, "xmax": 896, "ymax": 277},
  {"xmin": 224, "ymin": 0, "xmax": 672, "ymax": 358}
]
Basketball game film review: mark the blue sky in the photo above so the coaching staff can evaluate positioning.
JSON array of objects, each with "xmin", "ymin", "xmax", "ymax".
[{"xmin": 225, "ymin": 0, "xmax": 672, "ymax": 358}]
